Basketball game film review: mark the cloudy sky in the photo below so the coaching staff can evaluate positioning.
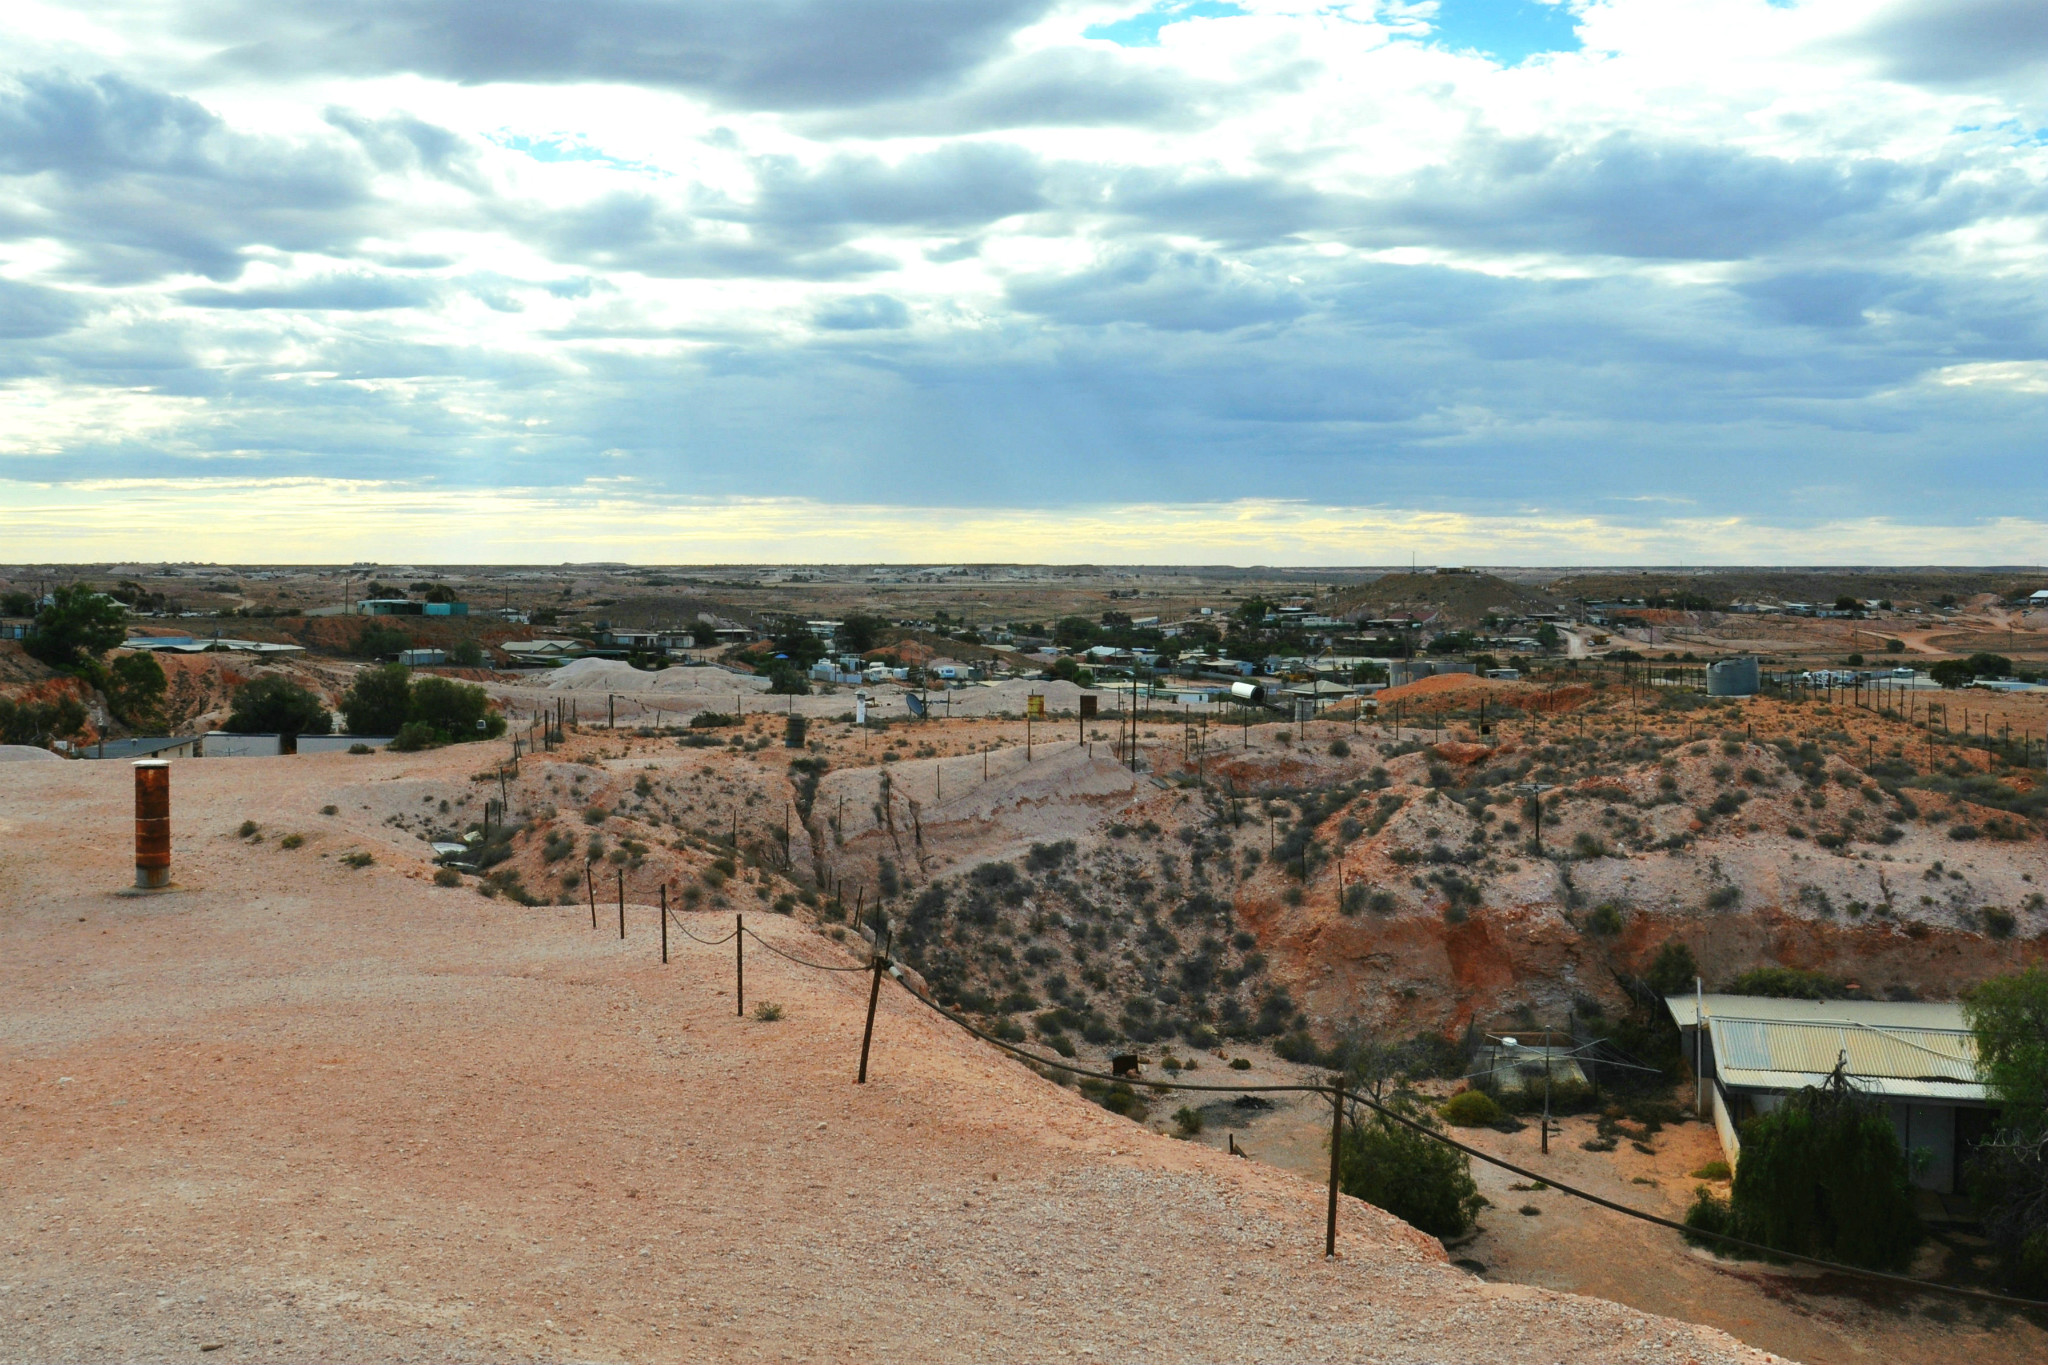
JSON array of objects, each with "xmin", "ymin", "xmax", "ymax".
[{"xmin": 1, "ymin": 0, "xmax": 2044, "ymax": 563}]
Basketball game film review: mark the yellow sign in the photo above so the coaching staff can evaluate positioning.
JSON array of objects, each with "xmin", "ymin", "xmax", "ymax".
[{"xmin": 1026, "ymin": 693, "xmax": 1046, "ymax": 718}]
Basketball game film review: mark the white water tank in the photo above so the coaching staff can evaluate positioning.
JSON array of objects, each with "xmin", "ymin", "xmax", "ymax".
[{"xmin": 1706, "ymin": 657, "xmax": 1759, "ymax": 697}]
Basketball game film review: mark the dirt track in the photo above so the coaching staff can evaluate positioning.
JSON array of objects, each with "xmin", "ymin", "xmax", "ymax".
[{"xmin": 0, "ymin": 749, "xmax": 1780, "ymax": 1363}]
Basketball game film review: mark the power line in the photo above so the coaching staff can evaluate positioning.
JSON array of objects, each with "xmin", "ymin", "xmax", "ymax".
[{"xmin": 642, "ymin": 899, "xmax": 2048, "ymax": 1310}]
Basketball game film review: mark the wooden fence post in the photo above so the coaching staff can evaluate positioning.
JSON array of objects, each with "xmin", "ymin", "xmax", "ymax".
[
  {"xmin": 586, "ymin": 863, "xmax": 596, "ymax": 930},
  {"xmin": 736, "ymin": 913, "xmax": 745, "ymax": 1017},
  {"xmin": 660, "ymin": 883, "xmax": 668, "ymax": 964},
  {"xmin": 858, "ymin": 951, "xmax": 885, "ymax": 1083},
  {"xmin": 1325, "ymin": 1087, "xmax": 1343, "ymax": 1258}
]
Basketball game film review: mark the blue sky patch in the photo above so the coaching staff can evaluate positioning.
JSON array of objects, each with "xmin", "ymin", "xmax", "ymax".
[
  {"xmin": 1427, "ymin": 0, "xmax": 1583, "ymax": 65},
  {"xmin": 1085, "ymin": 1, "xmax": 1248, "ymax": 48},
  {"xmin": 493, "ymin": 133, "xmax": 644, "ymax": 170}
]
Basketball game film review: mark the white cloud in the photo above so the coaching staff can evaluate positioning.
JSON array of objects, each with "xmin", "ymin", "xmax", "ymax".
[{"xmin": 0, "ymin": 0, "xmax": 2042, "ymax": 557}]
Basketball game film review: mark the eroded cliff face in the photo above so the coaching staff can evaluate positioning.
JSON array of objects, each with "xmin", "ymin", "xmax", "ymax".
[{"xmin": 1231, "ymin": 728, "xmax": 2044, "ymax": 1037}]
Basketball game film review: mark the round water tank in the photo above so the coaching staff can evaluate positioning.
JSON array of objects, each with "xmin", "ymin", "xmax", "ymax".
[
  {"xmin": 1706, "ymin": 656, "xmax": 1759, "ymax": 697},
  {"xmin": 1229, "ymin": 681, "xmax": 1266, "ymax": 704}
]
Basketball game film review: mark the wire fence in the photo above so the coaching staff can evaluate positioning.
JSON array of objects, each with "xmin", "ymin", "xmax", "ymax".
[{"xmin": 583, "ymin": 885, "xmax": 2047, "ymax": 1312}]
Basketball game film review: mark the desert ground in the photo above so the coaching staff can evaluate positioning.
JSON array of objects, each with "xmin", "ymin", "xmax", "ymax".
[{"xmin": 0, "ymin": 746, "xmax": 1782, "ymax": 1364}]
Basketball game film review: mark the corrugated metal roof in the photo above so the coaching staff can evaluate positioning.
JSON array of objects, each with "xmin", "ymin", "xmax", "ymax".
[
  {"xmin": 1667, "ymin": 993, "xmax": 1966, "ymax": 1032},
  {"xmin": 1707, "ymin": 1014, "xmax": 1985, "ymax": 1102}
]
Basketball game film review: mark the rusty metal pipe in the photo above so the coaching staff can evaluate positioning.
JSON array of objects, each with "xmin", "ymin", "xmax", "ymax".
[{"xmin": 134, "ymin": 759, "xmax": 171, "ymax": 889}]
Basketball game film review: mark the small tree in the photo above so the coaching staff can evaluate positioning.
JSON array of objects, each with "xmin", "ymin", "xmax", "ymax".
[
  {"xmin": 1643, "ymin": 940, "xmax": 1699, "ymax": 997},
  {"xmin": 0, "ymin": 694, "xmax": 87, "ymax": 746},
  {"xmin": 768, "ymin": 620, "xmax": 827, "ymax": 668},
  {"xmin": 407, "ymin": 675, "xmax": 504, "ymax": 743},
  {"xmin": 351, "ymin": 622, "xmax": 413, "ymax": 659},
  {"xmin": 25, "ymin": 584, "xmax": 127, "ymax": 670},
  {"xmin": 837, "ymin": 612, "xmax": 888, "ymax": 654},
  {"xmin": 765, "ymin": 663, "xmax": 809, "ymax": 695},
  {"xmin": 1338, "ymin": 1100, "xmax": 1483, "ymax": 1239},
  {"xmin": 224, "ymin": 676, "xmax": 330, "ymax": 738},
  {"xmin": 1723, "ymin": 1069, "xmax": 1920, "ymax": 1270},
  {"xmin": 1965, "ymin": 968, "xmax": 2048, "ymax": 1293},
  {"xmin": 448, "ymin": 639, "xmax": 485, "ymax": 667},
  {"xmin": 105, "ymin": 652, "xmax": 168, "ymax": 729},
  {"xmin": 340, "ymin": 663, "xmax": 412, "ymax": 736},
  {"xmin": 1967, "ymin": 968, "xmax": 2048, "ymax": 1135}
]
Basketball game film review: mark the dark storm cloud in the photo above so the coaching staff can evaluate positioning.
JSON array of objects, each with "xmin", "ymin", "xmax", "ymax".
[
  {"xmin": 1005, "ymin": 247, "xmax": 1307, "ymax": 332},
  {"xmin": 1847, "ymin": 0, "xmax": 2048, "ymax": 86},
  {"xmin": 188, "ymin": 0, "xmax": 1057, "ymax": 111},
  {"xmin": 178, "ymin": 271, "xmax": 438, "ymax": 310},
  {"xmin": 0, "ymin": 70, "xmax": 376, "ymax": 282}
]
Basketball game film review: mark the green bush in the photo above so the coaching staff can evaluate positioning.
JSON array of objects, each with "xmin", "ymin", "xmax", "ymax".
[
  {"xmin": 351, "ymin": 622, "xmax": 413, "ymax": 659},
  {"xmin": 225, "ymin": 676, "xmax": 330, "ymax": 739},
  {"xmin": 408, "ymin": 675, "xmax": 505, "ymax": 742},
  {"xmin": 1690, "ymin": 1160, "xmax": 1732, "ymax": 1181},
  {"xmin": 1586, "ymin": 902, "xmax": 1625, "ymax": 936},
  {"xmin": 23, "ymin": 584, "xmax": 126, "ymax": 670},
  {"xmin": 1439, "ymin": 1090, "xmax": 1504, "ymax": 1127},
  {"xmin": 1724, "ymin": 966, "xmax": 1845, "ymax": 1000},
  {"xmin": 0, "ymin": 694, "xmax": 87, "ymax": 746},
  {"xmin": 1724, "ymin": 1073, "xmax": 1921, "ymax": 1269},
  {"xmin": 1964, "ymin": 968, "xmax": 2048, "ymax": 1294},
  {"xmin": 1682, "ymin": 1185, "xmax": 1737, "ymax": 1247},
  {"xmin": 340, "ymin": 663, "xmax": 412, "ymax": 736},
  {"xmin": 1173, "ymin": 1106, "xmax": 1204, "ymax": 1138},
  {"xmin": 433, "ymin": 867, "xmax": 462, "ymax": 887},
  {"xmin": 1643, "ymin": 940, "xmax": 1699, "ymax": 996},
  {"xmin": 105, "ymin": 651, "xmax": 167, "ymax": 727},
  {"xmin": 1339, "ymin": 1104, "xmax": 1483, "ymax": 1239},
  {"xmin": 388, "ymin": 721, "xmax": 439, "ymax": 752},
  {"xmin": 765, "ymin": 664, "xmax": 809, "ymax": 695}
]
